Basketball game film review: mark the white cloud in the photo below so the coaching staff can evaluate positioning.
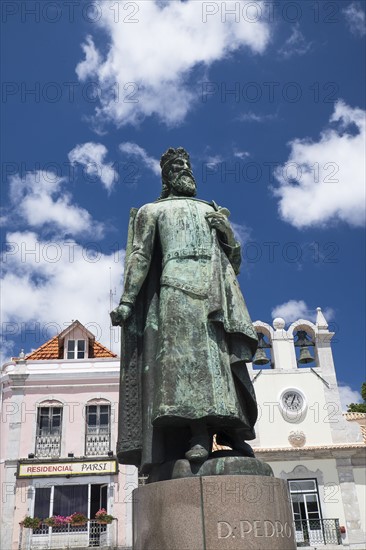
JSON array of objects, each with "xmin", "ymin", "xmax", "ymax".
[
  {"xmin": 274, "ymin": 100, "xmax": 366, "ymax": 229},
  {"xmin": 1, "ymin": 231, "xmax": 124, "ymax": 354},
  {"xmin": 0, "ymin": 338, "xmax": 17, "ymax": 368},
  {"xmin": 272, "ymin": 300, "xmax": 309, "ymax": 322},
  {"xmin": 206, "ymin": 155, "xmax": 224, "ymax": 169},
  {"xmin": 338, "ymin": 384, "xmax": 362, "ymax": 412},
  {"xmin": 343, "ymin": 2, "xmax": 366, "ymax": 37},
  {"xmin": 234, "ymin": 150, "xmax": 250, "ymax": 160},
  {"xmin": 271, "ymin": 300, "xmax": 334, "ymax": 324},
  {"xmin": 76, "ymin": 35, "xmax": 102, "ymax": 80},
  {"xmin": 239, "ymin": 111, "xmax": 277, "ymax": 123},
  {"xmin": 6, "ymin": 171, "xmax": 105, "ymax": 238},
  {"xmin": 231, "ymin": 221, "xmax": 252, "ymax": 246},
  {"xmin": 2, "ymin": 164, "xmax": 123, "ymax": 355},
  {"xmin": 119, "ymin": 142, "xmax": 160, "ymax": 176},
  {"xmin": 278, "ymin": 23, "xmax": 312, "ymax": 58},
  {"xmin": 68, "ymin": 142, "xmax": 118, "ymax": 192},
  {"xmin": 75, "ymin": 0, "xmax": 271, "ymax": 128}
]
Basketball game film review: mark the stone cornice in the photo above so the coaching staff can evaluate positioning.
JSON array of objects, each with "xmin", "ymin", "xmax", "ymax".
[
  {"xmin": 343, "ymin": 412, "xmax": 366, "ymax": 420},
  {"xmin": 254, "ymin": 443, "xmax": 366, "ymax": 460},
  {"xmin": 7, "ymin": 373, "xmax": 29, "ymax": 388}
]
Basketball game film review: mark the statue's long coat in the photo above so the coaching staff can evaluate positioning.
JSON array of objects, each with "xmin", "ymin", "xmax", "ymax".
[{"xmin": 117, "ymin": 198, "xmax": 258, "ymax": 472}]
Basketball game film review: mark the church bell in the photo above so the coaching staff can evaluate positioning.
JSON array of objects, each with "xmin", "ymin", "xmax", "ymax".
[
  {"xmin": 253, "ymin": 347, "xmax": 270, "ymax": 365},
  {"xmin": 295, "ymin": 330, "xmax": 315, "ymax": 365},
  {"xmin": 253, "ymin": 333, "xmax": 270, "ymax": 365},
  {"xmin": 297, "ymin": 346, "xmax": 314, "ymax": 364}
]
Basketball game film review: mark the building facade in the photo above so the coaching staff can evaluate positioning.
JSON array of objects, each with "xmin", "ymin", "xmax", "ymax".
[
  {"xmin": 250, "ymin": 308, "xmax": 365, "ymax": 549},
  {"xmin": 1, "ymin": 311, "xmax": 365, "ymax": 550},
  {"xmin": 1, "ymin": 321, "xmax": 135, "ymax": 550}
]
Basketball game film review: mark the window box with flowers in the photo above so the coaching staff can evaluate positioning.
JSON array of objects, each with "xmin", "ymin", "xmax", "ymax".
[
  {"xmin": 95, "ymin": 508, "xmax": 114, "ymax": 525},
  {"xmin": 66, "ymin": 512, "xmax": 88, "ymax": 526},
  {"xmin": 44, "ymin": 516, "xmax": 69, "ymax": 528},
  {"xmin": 20, "ymin": 516, "xmax": 41, "ymax": 530}
]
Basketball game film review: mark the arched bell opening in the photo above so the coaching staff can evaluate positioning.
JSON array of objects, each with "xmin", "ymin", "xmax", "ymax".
[
  {"xmin": 293, "ymin": 326, "xmax": 317, "ymax": 368},
  {"xmin": 252, "ymin": 325, "xmax": 274, "ymax": 369}
]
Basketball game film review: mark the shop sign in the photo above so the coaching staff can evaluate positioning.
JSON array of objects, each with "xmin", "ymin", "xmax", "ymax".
[{"xmin": 17, "ymin": 459, "xmax": 117, "ymax": 478}]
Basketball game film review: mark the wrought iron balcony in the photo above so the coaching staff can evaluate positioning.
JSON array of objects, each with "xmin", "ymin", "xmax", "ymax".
[
  {"xmin": 35, "ymin": 435, "xmax": 61, "ymax": 458},
  {"xmin": 85, "ymin": 433, "xmax": 110, "ymax": 456},
  {"xmin": 294, "ymin": 518, "xmax": 342, "ymax": 546},
  {"xmin": 20, "ymin": 519, "xmax": 117, "ymax": 549}
]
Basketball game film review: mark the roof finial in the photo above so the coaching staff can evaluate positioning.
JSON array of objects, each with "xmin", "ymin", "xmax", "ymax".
[{"xmin": 316, "ymin": 307, "xmax": 328, "ymax": 330}]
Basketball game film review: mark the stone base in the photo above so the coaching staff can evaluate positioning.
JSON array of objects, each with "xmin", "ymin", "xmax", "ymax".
[
  {"xmin": 133, "ymin": 475, "xmax": 296, "ymax": 550},
  {"xmin": 148, "ymin": 455, "xmax": 273, "ymax": 482}
]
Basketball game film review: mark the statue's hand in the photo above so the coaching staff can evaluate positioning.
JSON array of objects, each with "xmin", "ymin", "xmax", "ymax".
[
  {"xmin": 206, "ymin": 212, "xmax": 236, "ymax": 246},
  {"xmin": 110, "ymin": 303, "xmax": 133, "ymax": 326}
]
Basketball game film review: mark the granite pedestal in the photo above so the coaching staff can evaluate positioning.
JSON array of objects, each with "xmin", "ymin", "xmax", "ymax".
[{"xmin": 133, "ymin": 471, "xmax": 296, "ymax": 550}]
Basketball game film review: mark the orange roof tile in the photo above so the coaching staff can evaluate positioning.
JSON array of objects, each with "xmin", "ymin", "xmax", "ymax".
[
  {"xmin": 26, "ymin": 335, "xmax": 59, "ymax": 360},
  {"xmin": 93, "ymin": 341, "xmax": 117, "ymax": 358},
  {"xmin": 25, "ymin": 334, "xmax": 117, "ymax": 360}
]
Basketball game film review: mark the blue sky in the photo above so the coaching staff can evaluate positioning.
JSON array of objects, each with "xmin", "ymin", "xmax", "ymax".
[{"xmin": 1, "ymin": 0, "xmax": 365, "ymax": 408}]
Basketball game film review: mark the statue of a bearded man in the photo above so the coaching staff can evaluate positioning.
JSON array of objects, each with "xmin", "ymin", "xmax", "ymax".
[{"xmin": 111, "ymin": 147, "xmax": 258, "ymax": 478}]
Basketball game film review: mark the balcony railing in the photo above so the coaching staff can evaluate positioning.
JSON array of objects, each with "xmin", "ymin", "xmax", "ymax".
[
  {"xmin": 35, "ymin": 435, "xmax": 61, "ymax": 458},
  {"xmin": 294, "ymin": 518, "xmax": 342, "ymax": 546},
  {"xmin": 19, "ymin": 519, "xmax": 117, "ymax": 549},
  {"xmin": 85, "ymin": 433, "xmax": 110, "ymax": 456}
]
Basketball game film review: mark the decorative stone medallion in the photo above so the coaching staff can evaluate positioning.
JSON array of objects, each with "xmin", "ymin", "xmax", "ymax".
[{"xmin": 288, "ymin": 430, "xmax": 306, "ymax": 447}]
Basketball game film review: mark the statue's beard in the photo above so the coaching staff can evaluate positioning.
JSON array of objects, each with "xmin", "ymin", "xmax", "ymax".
[{"xmin": 171, "ymin": 171, "xmax": 197, "ymax": 197}]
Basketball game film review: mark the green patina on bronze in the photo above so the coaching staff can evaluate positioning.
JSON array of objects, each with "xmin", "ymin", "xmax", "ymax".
[{"xmin": 111, "ymin": 147, "xmax": 259, "ymax": 477}]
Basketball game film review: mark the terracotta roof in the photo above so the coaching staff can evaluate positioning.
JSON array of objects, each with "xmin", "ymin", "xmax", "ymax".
[
  {"xmin": 25, "ymin": 334, "xmax": 117, "ymax": 360},
  {"xmin": 343, "ymin": 412, "xmax": 366, "ymax": 420},
  {"xmin": 92, "ymin": 341, "xmax": 117, "ymax": 358},
  {"xmin": 26, "ymin": 335, "xmax": 59, "ymax": 360},
  {"xmin": 361, "ymin": 426, "xmax": 366, "ymax": 443}
]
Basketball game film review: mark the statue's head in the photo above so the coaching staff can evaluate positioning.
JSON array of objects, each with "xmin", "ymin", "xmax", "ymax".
[{"xmin": 159, "ymin": 147, "xmax": 197, "ymax": 199}]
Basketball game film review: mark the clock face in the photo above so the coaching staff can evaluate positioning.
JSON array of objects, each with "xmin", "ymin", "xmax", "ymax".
[{"xmin": 282, "ymin": 391, "xmax": 304, "ymax": 412}]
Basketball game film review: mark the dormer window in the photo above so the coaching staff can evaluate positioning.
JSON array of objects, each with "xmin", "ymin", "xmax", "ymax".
[
  {"xmin": 25, "ymin": 320, "xmax": 116, "ymax": 361},
  {"xmin": 67, "ymin": 339, "xmax": 86, "ymax": 359}
]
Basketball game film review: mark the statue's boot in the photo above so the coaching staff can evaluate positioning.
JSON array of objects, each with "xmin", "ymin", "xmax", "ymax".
[
  {"xmin": 185, "ymin": 434, "xmax": 210, "ymax": 463},
  {"xmin": 216, "ymin": 431, "xmax": 255, "ymax": 458}
]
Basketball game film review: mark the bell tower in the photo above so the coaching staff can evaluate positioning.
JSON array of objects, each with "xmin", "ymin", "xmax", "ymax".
[
  {"xmin": 249, "ymin": 307, "xmax": 362, "ymax": 448},
  {"xmin": 249, "ymin": 308, "xmax": 365, "ymax": 548}
]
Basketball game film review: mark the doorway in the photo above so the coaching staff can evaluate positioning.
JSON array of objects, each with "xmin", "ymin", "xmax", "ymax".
[
  {"xmin": 89, "ymin": 484, "xmax": 108, "ymax": 547},
  {"xmin": 288, "ymin": 479, "xmax": 323, "ymax": 546}
]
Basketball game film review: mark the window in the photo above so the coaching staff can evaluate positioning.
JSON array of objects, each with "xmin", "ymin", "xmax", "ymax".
[
  {"xmin": 67, "ymin": 339, "xmax": 86, "ymax": 359},
  {"xmin": 288, "ymin": 479, "xmax": 322, "ymax": 546},
  {"xmin": 85, "ymin": 404, "xmax": 111, "ymax": 456},
  {"xmin": 36, "ymin": 406, "xmax": 62, "ymax": 457},
  {"xmin": 34, "ymin": 487, "xmax": 51, "ymax": 519},
  {"xmin": 32, "ymin": 484, "xmax": 111, "ymax": 547},
  {"xmin": 34, "ymin": 484, "xmax": 107, "ymax": 521},
  {"xmin": 53, "ymin": 485, "xmax": 88, "ymax": 517},
  {"xmin": 37, "ymin": 407, "xmax": 62, "ymax": 436}
]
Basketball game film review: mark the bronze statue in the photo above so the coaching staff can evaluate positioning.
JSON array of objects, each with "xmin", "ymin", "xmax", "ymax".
[{"xmin": 111, "ymin": 147, "xmax": 258, "ymax": 477}]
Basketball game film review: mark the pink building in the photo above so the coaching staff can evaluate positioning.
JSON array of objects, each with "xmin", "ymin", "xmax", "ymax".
[{"xmin": 1, "ymin": 321, "xmax": 136, "ymax": 550}]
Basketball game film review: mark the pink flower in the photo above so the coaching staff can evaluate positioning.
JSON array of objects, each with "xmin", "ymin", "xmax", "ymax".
[{"xmin": 53, "ymin": 515, "xmax": 69, "ymax": 526}]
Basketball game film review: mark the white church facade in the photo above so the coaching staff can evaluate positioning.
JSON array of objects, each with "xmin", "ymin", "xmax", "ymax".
[
  {"xmin": 1, "ymin": 310, "xmax": 365, "ymax": 549},
  {"xmin": 250, "ymin": 308, "xmax": 365, "ymax": 549}
]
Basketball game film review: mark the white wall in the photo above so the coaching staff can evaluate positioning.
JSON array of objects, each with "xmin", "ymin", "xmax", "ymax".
[{"xmin": 253, "ymin": 369, "xmax": 335, "ymax": 448}]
